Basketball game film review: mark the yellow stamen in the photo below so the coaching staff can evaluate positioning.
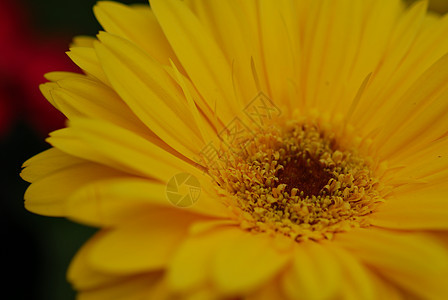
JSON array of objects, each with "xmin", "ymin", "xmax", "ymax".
[{"xmin": 209, "ymin": 121, "xmax": 383, "ymax": 242}]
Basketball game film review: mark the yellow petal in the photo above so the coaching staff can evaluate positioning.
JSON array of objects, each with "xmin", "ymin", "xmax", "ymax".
[
  {"xmin": 168, "ymin": 60, "xmax": 217, "ymax": 144},
  {"xmin": 71, "ymin": 36, "xmax": 96, "ymax": 48},
  {"xmin": 163, "ymin": 59, "xmax": 222, "ymax": 132},
  {"xmin": 369, "ymin": 271, "xmax": 404, "ymax": 300},
  {"xmin": 44, "ymin": 71, "xmax": 87, "ymax": 82},
  {"xmin": 188, "ymin": 219, "xmax": 240, "ymax": 236},
  {"xmin": 47, "ymin": 118, "xmax": 201, "ymax": 182},
  {"xmin": 326, "ymin": 244, "xmax": 376, "ymax": 300},
  {"xmin": 68, "ymin": 231, "xmax": 124, "ymax": 290},
  {"xmin": 336, "ymin": 228, "xmax": 448, "ymax": 273},
  {"xmin": 357, "ymin": 5, "xmax": 448, "ymax": 137},
  {"xmin": 167, "ymin": 225, "xmax": 239, "ymax": 293},
  {"xmin": 385, "ymin": 136, "xmax": 448, "ymax": 188},
  {"xmin": 66, "ymin": 177, "xmax": 170, "ymax": 226},
  {"xmin": 94, "ymin": 1, "xmax": 178, "ymax": 66},
  {"xmin": 77, "ymin": 273, "xmax": 162, "ymax": 300},
  {"xmin": 94, "ymin": 32, "xmax": 205, "ymax": 161},
  {"xmin": 187, "ymin": 0, "xmax": 260, "ymax": 104},
  {"xmin": 246, "ymin": 277, "xmax": 287, "ymax": 300},
  {"xmin": 66, "ymin": 177, "xmax": 226, "ymax": 227},
  {"xmin": 151, "ymin": 0, "xmax": 239, "ymax": 124},
  {"xmin": 71, "ymin": 240, "xmax": 171, "ymax": 300},
  {"xmin": 355, "ymin": 1, "xmax": 427, "ymax": 130},
  {"xmin": 180, "ymin": 287, "xmax": 222, "ymax": 300},
  {"xmin": 46, "ymin": 71, "xmax": 204, "ymax": 163},
  {"xmin": 334, "ymin": 228, "xmax": 448, "ymax": 297},
  {"xmin": 88, "ymin": 210, "xmax": 195, "ymax": 274},
  {"xmin": 42, "ymin": 75, "xmax": 147, "ymax": 134},
  {"xmin": 381, "ymin": 268, "xmax": 448, "ymax": 300},
  {"xmin": 371, "ymin": 184, "xmax": 448, "ymax": 229},
  {"xmin": 375, "ymin": 52, "xmax": 448, "ymax": 159},
  {"xmin": 67, "ymin": 46, "xmax": 109, "ymax": 84},
  {"xmin": 24, "ymin": 162, "xmax": 124, "ymax": 216},
  {"xmin": 309, "ymin": 0, "xmax": 365, "ymax": 112},
  {"xmin": 374, "ymin": 0, "xmax": 426, "ymax": 79},
  {"xmin": 259, "ymin": 0, "xmax": 294, "ymax": 101},
  {"xmin": 281, "ymin": 242, "xmax": 341, "ymax": 300},
  {"xmin": 211, "ymin": 230, "xmax": 290, "ymax": 295},
  {"xmin": 21, "ymin": 147, "xmax": 84, "ymax": 183},
  {"xmin": 39, "ymin": 82, "xmax": 59, "ymax": 109}
]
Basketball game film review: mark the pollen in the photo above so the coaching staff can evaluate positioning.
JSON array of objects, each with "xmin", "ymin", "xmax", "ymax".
[{"xmin": 209, "ymin": 121, "xmax": 384, "ymax": 242}]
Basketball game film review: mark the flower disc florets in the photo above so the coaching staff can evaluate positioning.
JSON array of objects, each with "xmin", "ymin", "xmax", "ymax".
[{"xmin": 210, "ymin": 121, "xmax": 383, "ymax": 242}]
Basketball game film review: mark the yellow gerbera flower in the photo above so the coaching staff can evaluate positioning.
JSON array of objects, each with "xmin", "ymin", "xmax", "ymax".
[{"xmin": 22, "ymin": 0, "xmax": 448, "ymax": 299}]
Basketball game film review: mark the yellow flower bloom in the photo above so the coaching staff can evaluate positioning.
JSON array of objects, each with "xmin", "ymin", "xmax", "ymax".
[{"xmin": 22, "ymin": 0, "xmax": 448, "ymax": 299}]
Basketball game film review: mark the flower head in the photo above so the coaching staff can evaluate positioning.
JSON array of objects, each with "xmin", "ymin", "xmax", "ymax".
[{"xmin": 22, "ymin": 0, "xmax": 448, "ymax": 299}]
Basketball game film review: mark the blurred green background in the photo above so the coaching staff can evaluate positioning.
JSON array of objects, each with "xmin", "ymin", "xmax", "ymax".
[{"xmin": 2, "ymin": 0, "xmax": 448, "ymax": 300}]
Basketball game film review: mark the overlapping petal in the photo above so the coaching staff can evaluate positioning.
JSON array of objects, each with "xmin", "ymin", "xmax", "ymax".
[
  {"xmin": 86, "ymin": 211, "xmax": 196, "ymax": 274},
  {"xmin": 66, "ymin": 177, "xmax": 228, "ymax": 227},
  {"xmin": 151, "ymin": 0, "xmax": 240, "ymax": 124},
  {"xmin": 334, "ymin": 228, "xmax": 448, "ymax": 299},
  {"xmin": 281, "ymin": 242, "xmax": 341, "ymax": 300},
  {"xmin": 94, "ymin": 1, "xmax": 178, "ymax": 66},
  {"xmin": 24, "ymin": 161, "xmax": 126, "ymax": 216},
  {"xmin": 47, "ymin": 118, "xmax": 201, "ymax": 182},
  {"xmin": 371, "ymin": 183, "xmax": 448, "ymax": 229}
]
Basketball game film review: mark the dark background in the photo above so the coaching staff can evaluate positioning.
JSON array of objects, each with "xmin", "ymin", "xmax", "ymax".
[
  {"xmin": 2, "ymin": 0, "xmax": 447, "ymax": 300},
  {"xmin": 1, "ymin": 1, "xmax": 145, "ymax": 299}
]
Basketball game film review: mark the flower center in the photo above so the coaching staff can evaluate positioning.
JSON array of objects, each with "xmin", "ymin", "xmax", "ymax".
[
  {"xmin": 208, "ymin": 121, "xmax": 383, "ymax": 242},
  {"xmin": 276, "ymin": 153, "xmax": 333, "ymax": 197}
]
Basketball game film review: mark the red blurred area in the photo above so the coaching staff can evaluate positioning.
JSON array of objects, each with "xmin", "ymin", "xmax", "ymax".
[{"xmin": 0, "ymin": 1, "xmax": 77, "ymax": 138}]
